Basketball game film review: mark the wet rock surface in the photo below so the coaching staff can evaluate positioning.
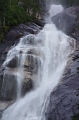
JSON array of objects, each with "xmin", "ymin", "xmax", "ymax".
[
  {"xmin": 0, "ymin": 22, "xmax": 42, "ymax": 102},
  {"xmin": 22, "ymin": 78, "xmax": 33, "ymax": 96},
  {"xmin": 0, "ymin": 53, "xmax": 41, "ymax": 100},
  {"xmin": 0, "ymin": 22, "xmax": 42, "ymax": 101},
  {"xmin": 0, "ymin": 73, "xmax": 17, "ymax": 100},
  {"xmin": 6, "ymin": 56, "xmax": 18, "ymax": 68},
  {"xmin": 46, "ymin": 41, "xmax": 79, "ymax": 120},
  {"xmin": 24, "ymin": 55, "xmax": 39, "ymax": 74},
  {"xmin": 0, "ymin": 22, "xmax": 42, "ymax": 68}
]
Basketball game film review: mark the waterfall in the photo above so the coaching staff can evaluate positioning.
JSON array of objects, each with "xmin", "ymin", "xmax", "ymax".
[{"xmin": 1, "ymin": 4, "xmax": 75, "ymax": 120}]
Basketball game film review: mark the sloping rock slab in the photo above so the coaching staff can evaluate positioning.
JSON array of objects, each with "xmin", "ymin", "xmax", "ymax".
[{"xmin": 46, "ymin": 40, "xmax": 79, "ymax": 120}]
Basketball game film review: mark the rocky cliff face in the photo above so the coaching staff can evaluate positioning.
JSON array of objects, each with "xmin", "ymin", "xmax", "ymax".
[
  {"xmin": 46, "ymin": 42, "xmax": 79, "ymax": 120},
  {"xmin": 46, "ymin": 7, "xmax": 79, "ymax": 120},
  {"xmin": 0, "ymin": 6, "xmax": 79, "ymax": 120},
  {"xmin": 0, "ymin": 22, "xmax": 43, "ymax": 116}
]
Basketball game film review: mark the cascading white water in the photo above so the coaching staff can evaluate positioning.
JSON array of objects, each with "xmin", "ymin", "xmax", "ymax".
[
  {"xmin": 1, "ymin": 4, "xmax": 75, "ymax": 120},
  {"xmin": 45, "ymin": 4, "xmax": 63, "ymax": 23}
]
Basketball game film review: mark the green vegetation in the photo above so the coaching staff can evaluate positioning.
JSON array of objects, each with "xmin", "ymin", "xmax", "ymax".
[
  {"xmin": 0, "ymin": 0, "xmax": 41, "ymax": 42},
  {"xmin": 0, "ymin": 33, "xmax": 4, "ymax": 43},
  {"xmin": 71, "ymin": 113, "xmax": 79, "ymax": 120},
  {"xmin": 0, "ymin": 0, "xmax": 79, "ymax": 42}
]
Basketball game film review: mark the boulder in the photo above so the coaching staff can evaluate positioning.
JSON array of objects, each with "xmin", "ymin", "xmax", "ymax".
[
  {"xmin": 5, "ymin": 30, "xmax": 20, "ymax": 41},
  {"xmin": 51, "ymin": 7, "xmax": 79, "ymax": 37}
]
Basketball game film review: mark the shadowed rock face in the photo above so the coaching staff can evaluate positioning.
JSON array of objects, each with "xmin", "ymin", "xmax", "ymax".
[
  {"xmin": 0, "ymin": 73, "xmax": 17, "ymax": 100},
  {"xmin": 51, "ymin": 7, "xmax": 79, "ymax": 38}
]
